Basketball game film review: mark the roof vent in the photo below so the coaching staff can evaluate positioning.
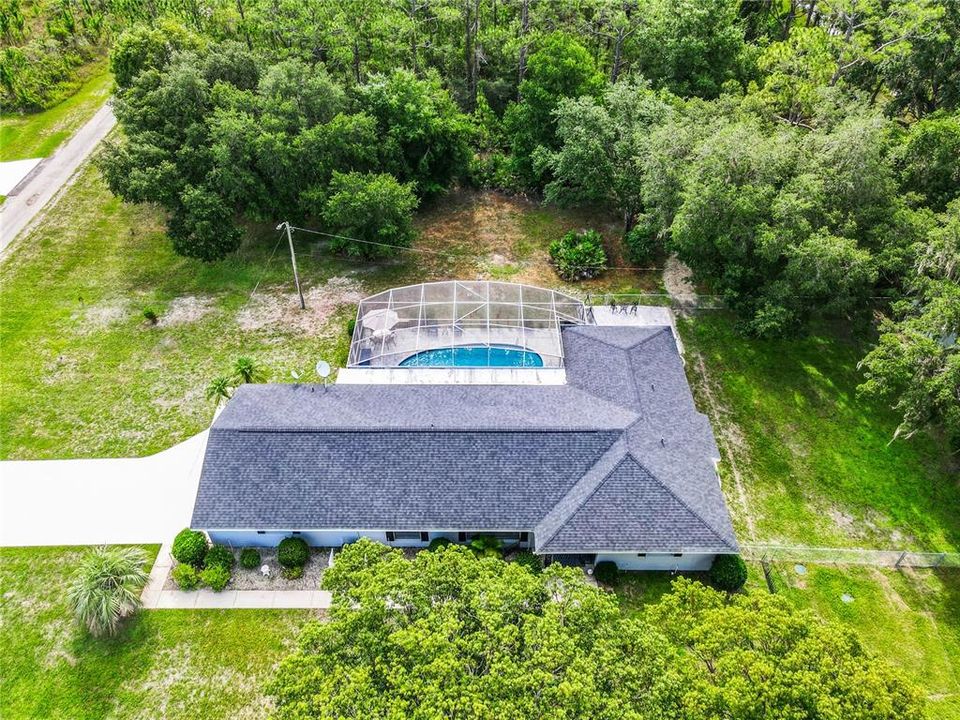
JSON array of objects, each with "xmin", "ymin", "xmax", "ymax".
[{"xmin": 660, "ymin": 437, "xmax": 665, "ymax": 446}]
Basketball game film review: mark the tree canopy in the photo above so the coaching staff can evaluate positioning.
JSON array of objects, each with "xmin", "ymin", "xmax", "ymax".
[{"xmin": 268, "ymin": 540, "xmax": 925, "ymax": 720}]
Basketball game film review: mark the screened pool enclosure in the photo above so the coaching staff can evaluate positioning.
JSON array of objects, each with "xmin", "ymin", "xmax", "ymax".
[{"xmin": 347, "ymin": 281, "xmax": 589, "ymax": 369}]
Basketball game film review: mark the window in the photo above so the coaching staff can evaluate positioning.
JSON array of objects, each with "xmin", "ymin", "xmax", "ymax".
[
  {"xmin": 387, "ymin": 531, "xmax": 423, "ymax": 541},
  {"xmin": 672, "ymin": 553, "xmax": 683, "ymax": 557},
  {"xmin": 458, "ymin": 532, "xmax": 466, "ymax": 542},
  {"xmin": 256, "ymin": 531, "xmax": 266, "ymax": 535},
  {"xmin": 519, "ymin": 532, "xmax": 529, "ymax": 542},
  {"xmin": 636, "ymin": 553, "xmax": 647, "ymax": 558},
  {"xmin": 420, "ymin": 532, "xmax": 429, "ymax": 542}
]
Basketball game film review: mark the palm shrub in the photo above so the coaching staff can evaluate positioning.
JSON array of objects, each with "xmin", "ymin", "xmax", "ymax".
[
  {"xmin": 710, "ymin": 554, "xmax": 748, "ymax": 591},
  {"xmin": 67, "ymin": 546, "xmax": 149, "ymax": 637},
  {"xmin": 549, "ymin": 229, "xmax": 607, "ymax": 281},
  {"xmin": 233, "ymin": 356, "xmax": 266, "ymax": 384},
  {"xmin": 468, "ymin": 535, "xmax": 503, "ymax": 557},
  {"xmin": 206, "ymin": 375, "xmax": 232, "ymax": 404},
  {"xmin": 171, "ymin": 528, "xmax": 208, "ymax": 567},
  {"xmin": 278, "ymin": 537, "xmax": 309, "ymax": 568}
]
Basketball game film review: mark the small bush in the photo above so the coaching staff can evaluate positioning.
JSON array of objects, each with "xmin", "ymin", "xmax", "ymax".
[
  {"xmin": 201, "ymin": 564, "xmax": 231, "ymax": 592},
  {"xmin": 205, "ymin": 544, "xmax": 235, "ymax": 570},
  {"xmin": 593, "ymin": 561, "xmax": 620, "ymax": 586},
  {"xmin": 171, "ymin": 528, "xmax": 208, "ymax": 567},
  {"xmin": 239, "ymin": 548, "xmax": 261, "ymax": 570},
  {"xmin": 469, "ymin": 535, "xmax": 503, "ymax": 557},
  {"xmin": 710, "ymin": 554, "xmax": 748, "ymax": 591},
  {"xmin": 428, "ymin": 537, "xmax": 452, "ymax": 551},
  {"xmin": 172, "ymin": 563, "xmax": 200, "ymax": 590},
  {"xmin": 142, "ymin": 307, "xmax": 159, "ymax": 325},
  {"xmin": 623, "ymin": 216, "xmax": 662, "ymax": 266},
  {"xmin": 281, "ymin": 566, "xmax": 304, "ymax": 580},
  {"xmin": 549, "ymin": 229, "xmax": 607, "ymax": 281},
  {"xmin": 512, "ymin": 551, "xmax": 543, "ymax": 574},
  {"xmin": 347, "ymin": 317, "xmax": 357, "ymax": 338},
  {"xmin": 278, "ymin": 537, "xmax": 309, "ymax": 569}
]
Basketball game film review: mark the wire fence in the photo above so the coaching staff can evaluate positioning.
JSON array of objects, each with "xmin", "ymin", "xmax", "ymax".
[
  {"xmin": 741, "ymin": 543, "xmax": 960, "ymax": 569},
  {"xmin": 583, "ymin": 292, "xmax": 727, "ymax": 311}
]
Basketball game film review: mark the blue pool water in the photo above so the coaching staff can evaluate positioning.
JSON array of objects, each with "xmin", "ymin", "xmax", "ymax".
[{"xmin": 399, "ymin": 345, "xmax": 544, "ymax": 368}]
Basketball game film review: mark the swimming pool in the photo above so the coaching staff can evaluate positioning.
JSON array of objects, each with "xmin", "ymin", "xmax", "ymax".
[{"xmin": 399, "ymin": 345, "xmax": 544, "ymax": 368}]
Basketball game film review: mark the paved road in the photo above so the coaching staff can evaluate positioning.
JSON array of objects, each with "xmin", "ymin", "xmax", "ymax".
[
  {"xmin": 0, "ymin": 103, "xmax": 116, "ymax": 254},
  {"xmin": 0, "ymin": 430, "xmax": 206, "ymax": 546}
]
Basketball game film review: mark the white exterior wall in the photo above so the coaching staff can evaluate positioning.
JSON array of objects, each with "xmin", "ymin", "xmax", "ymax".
[
  {"xmin": 595, "ymin": 552, "xmax": 715, "ymax": 572},
  {"xmin": 206, "ymin": 530, "xmax": 508, "ymax": 549}
]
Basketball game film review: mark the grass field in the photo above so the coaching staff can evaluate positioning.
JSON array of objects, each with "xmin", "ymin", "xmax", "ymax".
[
  {"xmin": 0, "ymin": 163, "xmax": 651, "ymax": 460},
  {"xmin": 0, "ymin": 546, "xmax": 314, "ymax": 719},
  {"xmin": 680, "ymin": 315, "xmax": 960, "ymax": 552},
  {"xmin": 0, "ymin": 63, "xmax": 113, "ymax": 162}
]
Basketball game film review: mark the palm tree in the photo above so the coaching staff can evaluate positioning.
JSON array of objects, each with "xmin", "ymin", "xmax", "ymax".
[
  {"xmin": 206, "ymin": 375, "xmax": 232, "ymax": 404},
  {"xmin": 67, "ymin": 546, "xmax": 149, "ymax": 637},
  {"xmin": 232, "ymin": 356, "xmax": 266, "ymax": 384}
]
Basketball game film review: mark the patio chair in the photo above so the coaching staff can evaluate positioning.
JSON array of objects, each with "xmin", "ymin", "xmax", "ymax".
[{"xmin": 630, "ymin": 300, "xmax": 639, "ymax": 315}]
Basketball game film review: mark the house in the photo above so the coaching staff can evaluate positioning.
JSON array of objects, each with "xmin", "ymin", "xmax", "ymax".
[{"xmin": 190, "ymin": 281, "xmax": 737, "ymax": 571}]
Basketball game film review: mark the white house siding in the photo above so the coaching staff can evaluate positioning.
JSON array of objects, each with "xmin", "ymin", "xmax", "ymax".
[
  {"xmin": 205, "ymin": 530, "xmax": 511, "ymax": 549},
  {"xmin": 595, "ymin": 552, "xmax": 715, "ymax": 572}
]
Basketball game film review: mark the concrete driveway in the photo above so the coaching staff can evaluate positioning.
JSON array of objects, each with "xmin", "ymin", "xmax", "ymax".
[
  {"xmin": 0, "ymin": 431, "xmax": 206, "ymax": 547},
  {"xmin": 0, "ymin": 103, "xmax": 116, "ymax": 254}
]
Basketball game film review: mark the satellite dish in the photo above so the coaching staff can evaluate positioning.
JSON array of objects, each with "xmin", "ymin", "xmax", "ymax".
[{"xmin": 315, "ymin": 360, "xmax": 331, "ymax": 379}]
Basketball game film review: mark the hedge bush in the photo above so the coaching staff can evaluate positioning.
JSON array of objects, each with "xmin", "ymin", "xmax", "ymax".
[
  {"xmin": 201, "ymin": 564, "xmax": 231, "ymax": 592},
  {"xmin": 549, "ymin": 229, "xmax": 607, "ymax": 281},
  {"xmin": 710, "ymin": 554, "xmax": 748, "ymax": 591},
  {"xmin": 593, "ymin": 561, "xmax": 620, "ymax": 586},
  {"xmin": 624, "ymin": 216, "xmax": 662, "ymax": 265},
  {"xmin": 171, "ymin": 528, "xmax": 208, "ymax": 567},
  {"xmin": 205, "ymin": 544, "xmax": 235, "ymax": 570},
  {"xmin": 512, "ymin": 551, "xmax": 543, "ymax": 574},
  {"xmin": 428, "ymin": 537, "xmax": 452, "ymax": 551},
  {"xmin": 282, "ymin": 566, "xmax": 304, "ymax": 580},
  {"xmin": 468, "ymin": 535, "xmax": 503, "ymax": 557},
  {"xmin": 278, "ymin": 537, "xmax": 309, "ymax": 568},
  {"xmin": 239, "ymin": 548, "xmax": 261, "ymax": 570},
  {"xmin": 172, "ymin": 563, "xmax": 200, "ymax": 590}
]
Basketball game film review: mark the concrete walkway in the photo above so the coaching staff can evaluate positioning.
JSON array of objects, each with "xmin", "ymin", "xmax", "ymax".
[
  {"xmin": 0, "ymin": 103, "xmax": 116, "ymax": 254},
  {"xmin": 0, "ymin": 430, "xmax": 207, "ymax": 546},
  {"xmin": 148, "ymin": 588, "xmax": 332, "ymax": 609}
]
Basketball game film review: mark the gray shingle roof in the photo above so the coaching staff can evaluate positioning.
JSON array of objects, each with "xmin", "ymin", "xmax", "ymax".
[{"xmin": 191, "ymin": 322, "xmax": 738, "ymax": 553}]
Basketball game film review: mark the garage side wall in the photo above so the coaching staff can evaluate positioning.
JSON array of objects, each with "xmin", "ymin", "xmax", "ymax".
[{"xmin": 595, "ymin": 552, "xmax": 715, "ymax": 572}]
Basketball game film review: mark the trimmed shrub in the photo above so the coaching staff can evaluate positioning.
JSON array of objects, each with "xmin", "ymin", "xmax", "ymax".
[
  {"xmin": 172, "ymin": 528, "xmax": 208, "ymax": 568},
  {"xmin": 239, "ymin": 548, "xmax": 261, "ymax": 570},
  {"xmin": 172, "ymin": 563, "xmax": 201, "ymax": 590},
  {"xmin": 142, "ymin": 307, "xmax": 159, "ymax": 325},
  {"xmin": 512, "ymin": 551, "xmax": 543, "ymax": 574},
  {"xmin": 282, "ymin": 566, "xmax": 304, "ymax": 580},
  {"xmin": 278, "ymin": 537, "xmax": 309, "ymax": 569},
  {"xmin": 710, "ymin": 554, "xmax": 748, "ymax": 591},
  {"xmin": 201, "ymin": 564, "xmax": 231, "ymax": 592},
  {"xmin": 469, "ymin": 535, "xmax": 503, "ymax": 557},
  {"xmin": 549, "ymin": 229, "xmax": 607, "ymax": 281},
  {"xmin": 593, "ymin": 561, "xmax": 620, "ymax": 586},
  {"xmin": 205, "ymin": 544, "xmax": 235, "ymax": 570},
  {"xmin": 428, "ymin": 537, "xmax": 452, "ymax": 551},
  {"xmin": 623, "ymin": 216, "xmax": 662, "ymax": 266}
]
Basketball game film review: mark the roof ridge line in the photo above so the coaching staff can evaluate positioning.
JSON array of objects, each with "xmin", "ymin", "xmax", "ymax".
[
  {"xmin": 564, "ymin": 324, "xmax": 671, "ymax": 352},
  {"xmin": 533, "ymin": 439, "xmax": 629, "ymax": 552},
  {"xmin": 627, "ymin": 452, "xmax": 737, "ymax": 550}
]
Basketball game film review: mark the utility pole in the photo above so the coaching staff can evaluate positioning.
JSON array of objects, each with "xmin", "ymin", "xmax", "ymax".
[{"xmin": 278, "ymin": 221, "xmax": 306, "ymax": 310}]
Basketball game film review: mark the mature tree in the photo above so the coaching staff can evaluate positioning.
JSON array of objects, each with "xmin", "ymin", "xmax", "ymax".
[
  {"xmin": 543, "ymin": 79, "xmax": 672, "ymax": 230},
  {"xmin": 859, "ymin": 201, "xmax": 960, "ymax": 447},
  {"xmin": 168, "ymin": 185, "xmax": 242, "ymax": 261},
  {"xmin": 354, "ymin": 69, "xmax": 472, "ymax": 197},
  {"xmin": 319, "ymin": 171, "xmax": 418, "ymax": 259},
  {"xmin": 110, "ymin": 20, "xmax": 204, "ymax": 89},
  {"xmin": 67, "ymin": 546, "xmax": 149, "ymax": 638},
  {"xmin": 633, "ymin": 0, "xmax": 746, "ymax": 99},
  {"xmin": 894, "ymin": 112, "xmax": 960, "ymax": 212},
  {"xmin": 503, "ymin": 31, "xmax": 604, "ymax": 187},
  {"xmin": 269, "ymin": 539, "xmax": 684, "ymax": 719},
  {"xmin": 270, "ymin": 541, "xmax": 926, "ymax": 719},
  {"xmin": 649, "ymin": 578, "xmax": 926, "ymax": 720}
]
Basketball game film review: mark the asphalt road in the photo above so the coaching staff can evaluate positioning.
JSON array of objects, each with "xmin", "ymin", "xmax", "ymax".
[{"xmin": 0, "ymin": 103, "xmax": 116, "ymax": 254}]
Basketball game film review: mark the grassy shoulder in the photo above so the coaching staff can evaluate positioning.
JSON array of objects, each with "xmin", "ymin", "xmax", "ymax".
[
  {"xmin": 680, "ymin": 314, "xmax": 960, "ymax": 552},
  {"xmin": 0, "ymin": 62, "xmax": 112, "ymax": 162},
  {"xmin": 0, "ymin": 545, "xmax": 313, "ymax": 719},
  {"xmin": 0, "ymin": 166, "xmax": 648, "ymax": 460}
]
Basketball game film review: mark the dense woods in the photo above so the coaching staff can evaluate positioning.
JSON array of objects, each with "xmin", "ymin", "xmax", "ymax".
[{"xmin": 45, "ymin": 0, "xmax": 959, "ymax": 447}]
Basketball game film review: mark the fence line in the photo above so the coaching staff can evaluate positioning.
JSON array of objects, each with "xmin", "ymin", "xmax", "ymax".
[{"xmin": 740, "ymin": 543, "xmax": 960, "ymax": 569}]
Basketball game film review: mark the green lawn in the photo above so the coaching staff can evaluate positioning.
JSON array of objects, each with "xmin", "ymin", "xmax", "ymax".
[
  {"xmin": 769, "ymin": 562, "xmax": 960, "ymax": 719},
  {"xmin": 0, "ymin": 165, "xmax": 650, "ymax": 460},
  {"xmin": 0, "ymin": 63, "xmax": 113, "ymax": 162},
  {"xmin": 0, "ymin": 546, "xmax": 313, "ymax": 719},
  {"xmin": 680, "ymin": 315, "xmax": 960, "ymax": 552}
]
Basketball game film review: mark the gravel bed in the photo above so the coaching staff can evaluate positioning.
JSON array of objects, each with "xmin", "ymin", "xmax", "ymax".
[{"xmin": 165, "ymin": 547, "xmax": 332, "ymax": 591}]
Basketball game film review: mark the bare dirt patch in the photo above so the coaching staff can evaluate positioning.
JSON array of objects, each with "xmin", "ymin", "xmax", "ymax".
[
  {"xmin": 75, "ymin": 299, "xmax": 130, "ymax": 332},
  {"xmin": 236, "ymin": 277, "xmax": 363, "ymax": 336},
  {"xmin": 663, "ymin": 255, "xmax": 697, "ymax": 312},
  {"xmin": 156, "ymin": 296, "xmax": 216, "ymax": 327}
]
